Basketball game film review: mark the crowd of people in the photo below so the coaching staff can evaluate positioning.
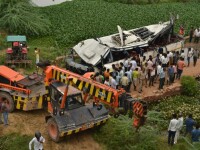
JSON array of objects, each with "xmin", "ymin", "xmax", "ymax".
[
  {"xmin": 168, "ymin": 113, "xmax": 200, "ymax": 146},
  {"xmin": 91, "ymin": 47, "xmax": 199, "ymax": 93}
]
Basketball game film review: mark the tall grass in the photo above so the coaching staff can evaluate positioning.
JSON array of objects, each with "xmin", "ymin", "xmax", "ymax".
[{"xmin": 0, "ymin": 133, "xmax": 32, "ymax": 150}]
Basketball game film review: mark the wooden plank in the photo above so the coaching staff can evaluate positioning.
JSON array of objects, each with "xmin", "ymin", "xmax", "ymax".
[{"xmin": 5, "ymin": 60, "xmax": 32, "ymax": 68}]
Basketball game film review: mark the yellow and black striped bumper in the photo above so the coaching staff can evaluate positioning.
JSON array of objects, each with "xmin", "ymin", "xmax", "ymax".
[
  {"xmin": 13, "ymin": 95, "xmax": 44, "ymax": 111},
  {"xmin": 60, "ymin": 118, "xmax": 109, "ymax": 137}
]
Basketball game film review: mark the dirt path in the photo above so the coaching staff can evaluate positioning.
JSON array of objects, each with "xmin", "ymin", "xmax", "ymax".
[{"xmin": 0, "ymin": 110, "xmax": 101, "ymax": 150}]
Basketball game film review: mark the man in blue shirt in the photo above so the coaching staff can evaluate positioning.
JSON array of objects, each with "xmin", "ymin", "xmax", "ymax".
[
  {"xmin": 168, "ymin": 65, "xmax": 174, "ymax": 85},
  {"xmin": 192, "ymin": 124, "xmax": 200, "ymax": 142},
  {"xmin": 159, "ymin": 68, "xmax": 165, "ymax": 90},
  {"xmin": 184, "ymin": 114, "xmax": 196, "ymax": 137}
]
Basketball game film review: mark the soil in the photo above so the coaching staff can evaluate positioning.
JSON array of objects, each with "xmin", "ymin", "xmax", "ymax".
[
  {"xmin": 0, "ymin": 110, "xmax": 101, "ymax": 150},
  {"xmin": 0, "ymin": 43, "xmax": 199, "ymax": 150}
]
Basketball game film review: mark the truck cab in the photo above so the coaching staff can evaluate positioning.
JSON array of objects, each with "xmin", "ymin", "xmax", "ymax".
[{"xmin": 49, "ymin": 81, "xmax": 84, "ymax": 110}]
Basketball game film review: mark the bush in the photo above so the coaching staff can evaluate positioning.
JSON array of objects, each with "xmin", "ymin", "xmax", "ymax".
[
  {"xmin": 0, "ymin": 0, "xmax": 51, "ymax": 36},
  {"xmin": 181, "ymin": 76, "xmax": 198, "ymax": 96},
  {"xmin": 93, "ymin": 115, "xmax": 161, "ymax": 150}
]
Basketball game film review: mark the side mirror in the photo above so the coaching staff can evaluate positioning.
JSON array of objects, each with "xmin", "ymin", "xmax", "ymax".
[{"xmin": 97, "ymin": 104, "xmax": 102, "ymax": 110}]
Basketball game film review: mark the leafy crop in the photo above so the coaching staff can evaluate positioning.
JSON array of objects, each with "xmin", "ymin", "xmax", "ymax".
[
  {"xmin": 181, "ymin": 76, "xmax": 198, "ymax": 96},
  {"xmin": 152, "ymin": 95, "xmax": 200, "ymax": 123},
  {"xmin": 40, "ymin": 1, "xmax": 200, "ymax": 47}
]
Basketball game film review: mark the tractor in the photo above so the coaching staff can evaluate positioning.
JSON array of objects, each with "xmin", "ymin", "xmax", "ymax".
[{"xmin": 6, "ymin": 35, "xmax": 28, "ymax": 61}]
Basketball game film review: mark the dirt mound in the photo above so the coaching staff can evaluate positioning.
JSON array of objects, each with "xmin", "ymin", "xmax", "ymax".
[{"xmin": 0, "ymin": 110, "xmax": 101, "ymax": 150}]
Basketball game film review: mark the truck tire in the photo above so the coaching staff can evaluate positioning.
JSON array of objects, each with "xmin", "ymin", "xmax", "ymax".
[
  {"xmin": 47, "ymin": 118, "xmax": 60, "ymax": 142},
  {"xmin": 0, "ymin": 92, "xmax": 15, "ymax": 112}
]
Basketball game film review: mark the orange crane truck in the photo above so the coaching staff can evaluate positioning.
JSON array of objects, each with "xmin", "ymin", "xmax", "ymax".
[
  {"xmin": 0, "ymin": 65, "xmax": 46, "ymax": 112},
  {"xmin": 40, "ymin": 63, "xmax": 147, "ymax": 142}
]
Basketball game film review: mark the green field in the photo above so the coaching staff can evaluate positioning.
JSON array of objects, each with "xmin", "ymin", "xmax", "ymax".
[
  {"xmin": 1, "ymin": 0, "xmax": 200, "ymax": 63},
  {"xmin": 39, "ymin": 0, "xmax": 200, "ymax": 48}
]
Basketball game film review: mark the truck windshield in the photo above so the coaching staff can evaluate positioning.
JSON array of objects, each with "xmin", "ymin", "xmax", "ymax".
[{"xmin": 66, "ymin": 94, "xmax": 83, "ymax": 110}]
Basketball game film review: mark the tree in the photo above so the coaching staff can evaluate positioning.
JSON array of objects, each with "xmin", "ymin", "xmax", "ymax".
[{"xmin": 0, "ymin": 0, "xmax": 51, "ymax": 36}]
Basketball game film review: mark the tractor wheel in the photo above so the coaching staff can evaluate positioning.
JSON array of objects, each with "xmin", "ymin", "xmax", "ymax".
[
  {"xmin": 47, "ymin": 118, "xmax": 61, "ymax": 142},
  {"xmin": 0, "ymin": 92, "xmax": 15, "ymax": 112}
]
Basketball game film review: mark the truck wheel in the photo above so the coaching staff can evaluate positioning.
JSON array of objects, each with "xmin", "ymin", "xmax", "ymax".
[
  {"xmin": 47, "ymin": 118, "xmax": 60, "ymax": 142},
  {"xmin": 0, "ymin": 92, "xmax": 15, "ymax": 112}
]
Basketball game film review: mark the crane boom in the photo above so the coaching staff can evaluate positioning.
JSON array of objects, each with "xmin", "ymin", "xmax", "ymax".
[{"xmin": 44, "ymin": 65, "xmax": 125, "ymax": 109}]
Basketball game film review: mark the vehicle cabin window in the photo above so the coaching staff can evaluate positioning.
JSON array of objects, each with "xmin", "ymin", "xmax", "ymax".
[
  {"xmin": 66, "ymin": 94, "xmax": 83, "ymax": 110},
  {"xmin": 50, "ymin": 88, "xmax": 62, "ymax": 102}
]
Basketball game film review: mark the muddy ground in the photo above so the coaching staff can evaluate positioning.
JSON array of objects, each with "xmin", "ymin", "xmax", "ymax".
[{"xmin": 0, "ymin": 43, "xmax": 200, "ymax": 150}]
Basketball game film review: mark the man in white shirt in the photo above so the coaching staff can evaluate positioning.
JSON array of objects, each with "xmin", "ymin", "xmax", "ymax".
[
  {"xmin": 119, "ymin": 67, "xmax": 124, "ymax": 78},
  {"xmin": 174, "ymin": 113, "xmax": 184, "ymax": 144},
  {"xmin": 161, "ymin": 53, "xmax": 168, "ymax": 68},
  {"xmin": 147, "ymin": 58, "xmax": 153, "ymax": 79},
  {"xmin": 124, "ymin": 57, "xmax": 129, "ymax": 70},
  {"xmin": 110, "ymin": 76, "xmax": 117, "ymax": 89},
  {"xmin": 180, "ymin": 50, "xmax": 185, "ymax": 59},
  {"xmin": 29, "ymin": 131, "xmax": 45, "ymax": 150},
  {"xmin": 167, "ymin": 51, "xmax": 173, "ymax": 65},
  {"xmin": 130, "ymin": 58, "xmax": 137, "ymax": 70},
  {"xmin": 194, "ymin": 28, "xmax": 200, "ymax": 43},
  {"xmin": 168, "ymin": 114, "xmax": 178, "ymax": 146},
  {"xmin": 187, "ymin": 48, "xmax": 193, "ymax": 67},
  {"xmin": 125, "ymin": 68, "xmax": 132, "ymax": 92}
]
